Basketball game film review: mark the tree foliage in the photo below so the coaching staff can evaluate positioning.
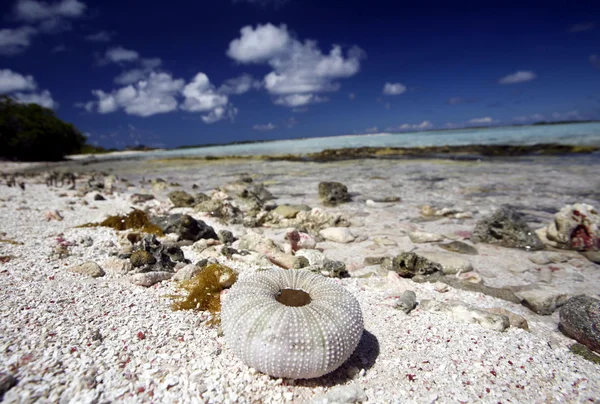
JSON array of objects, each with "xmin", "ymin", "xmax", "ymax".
[{"xmin": 0, "ymin": 96, "xmax": 86, "ymax": 161}]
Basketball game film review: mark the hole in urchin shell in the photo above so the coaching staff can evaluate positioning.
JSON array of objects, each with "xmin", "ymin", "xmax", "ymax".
[{"xmin": 276, "ymin": 288, "xmax": 311, "ymax": 307}]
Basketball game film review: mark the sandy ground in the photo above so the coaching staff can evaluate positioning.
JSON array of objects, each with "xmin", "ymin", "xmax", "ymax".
[{"xmin": 1, "ymin": 156, "xmax": 600, "ymax": 403}]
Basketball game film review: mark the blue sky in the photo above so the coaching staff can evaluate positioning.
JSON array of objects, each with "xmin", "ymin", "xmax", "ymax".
[{"xmin": 1, "ymin": 0, "xmax": 599, "ymax": 148}]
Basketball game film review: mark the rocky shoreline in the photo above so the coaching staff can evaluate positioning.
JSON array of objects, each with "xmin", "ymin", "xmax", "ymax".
[{"xmin": 1, "ymin": 155, "xmax": 599, "ymax": 403}]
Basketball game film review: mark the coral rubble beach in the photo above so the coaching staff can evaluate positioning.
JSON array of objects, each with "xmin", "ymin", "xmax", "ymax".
[{"xmin": 1, "ymin": 147, "xmax": 600, "ymax": 403}]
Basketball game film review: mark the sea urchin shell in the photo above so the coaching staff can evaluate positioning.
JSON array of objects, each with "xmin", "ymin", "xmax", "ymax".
[{"xmin": 221, "ymin": 268, "xmax": 364, "ymax": 379}]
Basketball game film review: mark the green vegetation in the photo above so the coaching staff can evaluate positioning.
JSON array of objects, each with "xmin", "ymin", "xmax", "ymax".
[{"xmin": 0, "ymin": 96, "xmax": 86, "ymax": 161}]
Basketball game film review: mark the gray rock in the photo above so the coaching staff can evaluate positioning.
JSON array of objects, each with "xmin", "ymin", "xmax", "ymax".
[
  {"xmin": 295, "ymin": 249, "xmax": 327, "ymax": 267},
  {"xmin": 363, "ymin": 256, "xmax": 386, "ymax": 266},
  {"xmin": 580, "ymin": 250, "xmax": 600, "ymax": 264},
  {"xmin": 408, "ymin": 230, "xmax": 444, "ymax": 243},
  {"xmin": 391, "ymin": 252, "xmax": 442, "ymax": 278},
  {"xmin": 472, "ymin": 207, "xmax": 545, "ymax": 251},
  {"xmin": 320, "ymin": 227, "xmax": 356, "ymax": 243},
  {"xmin": 486, "ymin": 308, "xmax": 529, "ymax": 331},
  {"xmin": 272, "ymin": 204, "xmax": 310, "ymax": 219},
  {"xmin": 318, "ymin": 181, "xmax": 350, "ymax": 206},
  {"xmin": 130, "ymin": 271, "xmax": 173, "ymax": 287},
  {"xmin": 559, "ymin": 295, "xmax": 600, "ymax": 353},
  {"xmin": 217, "ymin": 230, "xmax": 236, "ymax": 245},
  {"xmin": 417, "ymin": 251, "xmax": 473, "ymax": 275},
  {"xmin": 395, "ymin": 290, "xmax": 417, "ymax": 313},
  {"xmin": 291, "ymin": 256, "xmax": 310, "ymax": 269},
  {"xmin": 173, "ymin": 263, "xmax": 205, "ymax": 281},
  {"xmin": 152, "ymin": 214, "xmax": 217, "ymax": 241},
  {"xmin": 438, "ymin": 241, "xmax": 478, "ymax": 255},
  {"xmin": 130, "ymin": 235, "xmax": 188, "ymax": 273},
  {"xmin": 421, "ymin": 299, "xmax": 510, "ymax": 332},
  {"xmin": 307, "ymin": 384, "xmax": 367, "ymax": 404},
  {"xmin": 68, "ymin": 261, "xmax": 105, "ymax": 278},
  {"xmin": 0, "ymin": 372, "xmax": 18, "ymax": 400},
  {"xmin": 515, "ymin": 287, "xmax": 569, "ymax": 315},
  {"xmin": 168, "ymin": 190, "xmax": 196, "ymax": 207}
]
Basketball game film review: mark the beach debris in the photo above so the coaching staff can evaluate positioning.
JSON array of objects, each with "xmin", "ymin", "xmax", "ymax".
[
  {"xmin": 102, "ymin": 257, "xmax": 133, "ymax": 275},
  {"xmin": 217, "ymin": 230, "xmax": 236, "ymax": 245},
  {"xmin": 130, "ymin": 271, "xmax": 173, "ymax": 287},
  {"xmin": 173, "ymin": 262, "xmax": 208, "ymax": 281},
  {"xmin": 418, "ymin": 251, "xmax": 473, "ymax": 275},
  {"xmin": 394, "ymin": 290, "xmax": 417, "ymax": 313},
  {"xmin": 67, "ymin": 261, "xmax": 105, "ymax": 278},
  {"xmin": 408, "ymin": 230, "xmax": 444, "ymax": 243},
  {"xmin": 457, "ymin": 271, "xmax": 482, "ymax": 284},
  {"xmin": 45, "ymin": 171, "xmax": 76, "ymax": 189},
  {"xmin": 295, "ymin": 249, "xmax": 327, "ymax": 266},
  {"xmin": 319, "ymin": 227, "xmax": 356, "ymax": 243},
  {"xmin": 420, "ymin": 205, "xmax": 472, "ymax": 219},
  {"xmin": 434, "ymin": 281, "xmax": 450, "ymax": 293},
  {"xmin": 471, "ymin": 206, "xmax": 545, "ymax": 250},
  {"xmin": 485, "ymin": 308, "xmax": 529, "ymax": 331},
  {"xmin": 129, "ymin": 193, "xmax": 155, "ymax": 204},
  {"xmin": 168, "ymin": 190, "xmax": 196, "ymax": 207},
  {"xmin": 170, "ymin": 263, "xmax": 237, "ymax": 324},
  {"xmin": 285, "ymin": 229, "xmax": 316, "ymax": 252},
  {"xmin": 305, "ymin": 260, "xmax": 349, "ymax": 278},
  {"xmin": 307, "ymin": 384, "xmax": 367, "ymax": 404},
  {"xmin": 420, "ymin": 299, "xmax": 510, "ymax": 332},
  {"xmin": 44, "ymin": 210, "xmax": 63, "ymax": 221},
  {"xmin": 151, "ymin": 178, "xmax": 168, "ymax": 192},
  {"xmin": 540, "ymin": 203, "xmax": 600, "ymax": 251},
  {"xmin": 318, "ymin": 181, "xmax": 350, "ymax": 206},
  {"xmin": 151, "ymin": 214, "xmax": 217, "ymax": 241},
  {"xmin": 514, "ymin": 286, "xmax": 569, "ymax": 315},
  {"xmin": 391, "ymin": 252, "xmax": 442, "ymax": 278},
  {"xmin": 559, "ymin": 295, "xmax": 600, "ymax": 354},
  {"xmin": 82, "ymin": 209, "xmax": 164, "ymax": 235},
  {"xmin": 271, "ymin": 204, "xmax": 310, "ymax": 219},
  {"xmin": 0, "ymin": 373, "xmax": 18, "ymax": 400},
  {"xmin": 221, "ymin": 268, "xmax": 363, "ymax": 378},
  {"xmin": 438, "ymin": 240, "xmax": 478, "ymax": 255}
]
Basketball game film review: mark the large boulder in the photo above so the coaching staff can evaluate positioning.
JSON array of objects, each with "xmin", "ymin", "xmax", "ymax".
[{"xmin": 472, "ymin": 207, "xmax": 544, "ymax": 250}]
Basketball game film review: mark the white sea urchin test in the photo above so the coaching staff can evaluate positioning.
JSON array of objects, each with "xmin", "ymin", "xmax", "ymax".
[{"xmin": 221, "ymin": 268, "xmax": 364, "ymax": 379}]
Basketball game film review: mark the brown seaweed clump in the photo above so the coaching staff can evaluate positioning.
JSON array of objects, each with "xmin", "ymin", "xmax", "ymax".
[
  {"xmin": 79, "ymin": 209, "xmax": 164, "ymax": 236},
  {"xmin": 169, "ymin": 263, "xmax": 237, "ymax": 324}
]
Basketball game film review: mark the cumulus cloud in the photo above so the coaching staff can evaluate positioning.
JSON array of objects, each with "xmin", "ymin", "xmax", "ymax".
[
  {"xmin": 498, "ymin": 71, "xmax": 536, "ymax": 85},
  {"xmin": 114, "ymin": 58, "xmax": 163, "ymax": 84},
  {"xmin": 388, "ymin": 121, "xmax": 433, "ymax": 131},
  {"xmin": 201, "ymin": 105, "xmax": 237, "ymax": 124},
  {"xmin": 14, "ymin": 0, "xmax": 86, "ymax": 33},
  {"xmin": 104, "ymin": 46, "xmax": 139, "ymax": 63},
  {"xmin": 218, "ymin": 74, "xmax": 261, "ymax": 95},
  {"xmin": 382, "ymin": 82, "xmax": 406, "ymax": 95},
  {"xmin": 85, "ymin": 31, "xmax": 113, "ymax": 42},
  {"xmin": 227, "ymin": 23, "xmax": 364, "ymax": 108},
  {"xmin": 253, "ymin": 122, "xmax": 276, "ymax": 131},
  {"xmin": 13, "ymin": 89, "xmax": 56, "ymax": 108},
  {"xmin": 590, "ymin": 54, "xmax": 600, "ymax": 69},
  {"xmin": 568, "ymin": 22, "xmax": 595, "ymax": 32},
  {"xmin": 0, "ymin": 68, "xmax": 56, "ymax": 108},
  {"xmin": 0, "ymin": 69, "xmax": 37, "ymax": 93},
  {"xmin": 181, "ymin": 73, "xmax": 229, "ymax": 113},
  {"xmin": 0, "ymin": 26, "xmax": 37, "ymax": 55},
  {"xmin": 468, "ymin": 117, "xmax": 493, "ymax": 124}
]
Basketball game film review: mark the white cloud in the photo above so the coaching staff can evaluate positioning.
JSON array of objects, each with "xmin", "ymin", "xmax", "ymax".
[
  {"xmin": 0, "ymin": 69, "xmax": 37, "ymax": 93},
  {"xmin": 568, "ymin": 22, "xmax": 595, "ymax": 32},
  {"xmin": 0, "ymin": 26, "xmax": 37, "ymax": 55},
  {"xmin": 253, "ymin": 122, "xmax": 276, "ymax": 131},
  {"xmin": 514, "ymin": 113, "xmax": 545, "ymax": 122},
  {"xmin": 85, "ymin": 31, "xmax": 113, "ymax": 42},
  {"xmin": 14, "ymin": 0, "xmax": 85, "ymax": 21},
  {"xmin": 364, "ymin": 126, "xmax": 378, "ymax": 133},
  {"xmin": 382, "ymin": 82, "xmax": 406, "ymax": 95},
  {"xmin": 227, "ymin": 23, "xmax": 364, "ymax": 108},
  {"xmin": 348, "ymin": 92, "xmax": 355, "ymax": 100},
  {"xmin": 104, "ymin": 46, "xmax": 139, "ymax": 63},
  {"xmin": 414, "ymin": 120, "xmax": 432, "ymax": 129},
  {"xmin": 389, "ymin": 121, "xmax": 433, "ymax": 131},
  {"xmin": 13, "ymin": 89, "xmax": 56, "ymax": 109},
  {"xmin": 468, "ymin": 117, "xmax": 493, "ymax": 124},
  {"xmin": 218, "ymin": 74, "xmax": 261, "ymax": 95},
  {"xmin": 227, "ymin": 23, "xmax": 291, "ymax": 63},
  {"xmin": 273, "ymin": 93, "xmax": 327, "ymax": 107},
  {"xmin": 114, "ymin": 59, "xmax": 163, "ymax": 84},
  {"xmin": 88, "ymin": 72, "xmax": 185, "ymax": 117},
  {"xmin": 202, "ymin": 105, "xmax": 238, "ymax": 124},
  {"xmin": 552, "ymin": 110, "xmax": 583, "ymax": 121},
  {"xmin": 498, "ymin": 71, "xmax": 536, "ymax": 85},
  {"xmin": 590, "ymin": 54, "xmax": 600, "ymax": 69},
  {"xmin": 181, "ymin": 73, "xmax": 229, "ymax": 113}
]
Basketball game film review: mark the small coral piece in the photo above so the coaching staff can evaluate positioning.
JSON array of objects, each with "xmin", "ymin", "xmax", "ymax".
[{"xmin": 169, "ymin": 263, "xmax": 237, "ymax": 324}]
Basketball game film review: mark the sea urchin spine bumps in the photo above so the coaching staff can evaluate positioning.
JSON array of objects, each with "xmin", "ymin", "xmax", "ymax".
[{"xmin": 221, "ymin": 268, "xmax": 364, "ymax": 379}]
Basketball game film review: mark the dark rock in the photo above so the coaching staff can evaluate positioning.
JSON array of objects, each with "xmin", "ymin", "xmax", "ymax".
[
  {"xmin": 94, "ymin": 194, "xmax": 106, "ymax": 201},
  {"xmin": 218, "ymin": 230, "xmax": 236, "ymax": 245},
  {"xmin": 364, "ymin": 256, "xmax": 386, "ymax": 265},
  {"xmin": 194, "ymin": 193, "xmax": 210, "ymax": 204},
  {"xmin": 559, "ymin": 295, "xmax": 600, "ymax": 353},
  {"xmin": 221, "ymin": 246, "xmax": 239, "ymax": 259},
  {"xmin": 130, "ymin": 193, "xmax": 155, "ymax": 204},
  {"xmin": 130, "ymin": 235, "xmax": 188, "ymax": 273},
  {"xmin": 318, "ymin": 181, "xmax": 350, "ymax": 206},
  {"xmin": 569, "ymin": 343, "xmax": 600, "ymax": 364},
  {"xmin": 130, "ymin": 250, "xmax": 156, "ymax": 268},
  {"xmin": 323, "ymin": 260, "xmax": 349, "ymax": 278},
  {"xmin": 391, "ymin": 252, "xmax": 442, "ymax": 278},
  {"xmin": 0, "ymin": 373, "xmax": 18, "ymax": 400},
  {"xmin": 292, "ymin": 256, "xmax": 310, "ymax": 269},
  {"xmin": 151, "ymin": 214, "xmax": 217, "ymax": 241},
  {"xmin": 472, "ymin": 207, "xmax": 545, "ymax": 250},
  {"xmin": 168, "ymin": 191, "xmax": 196, "ymax": 207},
  {"xmin": 438, "ymin": 240, "xmax": 478, "ymax": 255}
]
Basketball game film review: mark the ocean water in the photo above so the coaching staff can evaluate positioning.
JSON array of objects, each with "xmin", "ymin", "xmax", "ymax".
[{"xmin": 100, "ymin": 122, "xmax": 600, "ymax": 160}]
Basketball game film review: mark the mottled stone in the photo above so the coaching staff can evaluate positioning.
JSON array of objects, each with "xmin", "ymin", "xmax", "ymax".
[
  {"xmin": 391, "ymin": 252, "xmax": 441, "ymax": 278},
  {"xmin": 272, "ymin": 204, "xmax": 310, "ymax": 219},
  {"xmin": 421, "ymin": 299, "xmax": 510, "ymax": 332},
  {"xmin": 417, "ymin": 251, "xmax": 473, "ymax": 275},
  {"xmin": 472, "ymin": 207, "xmax": 545, "ymax": 250},
  {"xmin": 318, "ymin": 181, "xmax": 350, "ymax": 206},
  {"xmin": 168, "ymin": 190, "xmax": 196, "ymax": 207},
  {"xmin": 395, "ymin": 290, "xmax": 417, "ymax": 313},
  {"xmin": 217, "ymin": 230, "xmax": 236, "ymax": 245},
  {"xmin": 515, "ymin": 287, "xmax": 569, "ymax": 315},
  {"xmin": 560, "ymin": 295, "xmax": 600, "ymax": 353},
  {"xmin": 130, "ymin": 271, "xmax": 173, "ymax": 287},
  {"xmin": 545, "ymin": 203, "xmax": 600, "ymax": 251},
  {"xmin": 438, "ymin": 241, "xmax": 478, "ymax": 255},
  {"xmin": 68, "ymin": 261, "xmax": 105, "ymax": 278},
  {"xmin": 152, "ymin": 214, "xmax": 217, "ymax": 242},
  {"xmin": 486, "ymin": 308, "xmax": 529, "ymax": 331}
]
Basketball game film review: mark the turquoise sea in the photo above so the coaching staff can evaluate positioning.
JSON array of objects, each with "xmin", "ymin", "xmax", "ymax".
[{"xmin": 91, "ymin": 122, "xmax": 600, "ymax": 160}]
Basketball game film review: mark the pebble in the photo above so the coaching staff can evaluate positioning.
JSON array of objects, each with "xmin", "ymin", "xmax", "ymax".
[
  {"xmin": 437, "ymin": 240, "xmax": 478, "ymax": 255},
  {"xmin": 319, "ymin": 227, "xmax": 356, "ymax": 243},
  {"xmin": 395, "ymin": 290, "xmax": 417, "ymax": 313},
  {"xmin": 67, "ymin": 261, "xmax": 105, "ymax": 278},
  {"xmin": 417, "ymin": 251, "xmax": 473, "ymax": 275},
  {"xmin": 173, "ymin": 264, "xmax": 204, "ymax": 281},
  {"xmin": 514, "ymin": 286, "xmax": 569, "ymax": 315},
  {"xmin": 130, "ymin": 271, "xmax": 174, "ymax": 287},
  {"xmin": 307, "ymin": 384, "xmax": 367, "ymax": 404},
  {"xmin": 102, "ymin": 257, "xmax": 133, "ymax": 275},
  {"xmin": 434, "ymin": 281, "xmax": 449, "ymax": 293},
  {"xmin": 486, "ymin": 307, "xmax": 530, "ymax": 331},
  {"xmin": 408, "ymin": 230, "xmax": 444, "ymax": 243},
  {"xmin": 457, "ymin": 272, "xmax": 482, "ymax": 284},
  {"xmin": 421, "ymin": 299, "xmax": 510, "ymax": 332}
]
